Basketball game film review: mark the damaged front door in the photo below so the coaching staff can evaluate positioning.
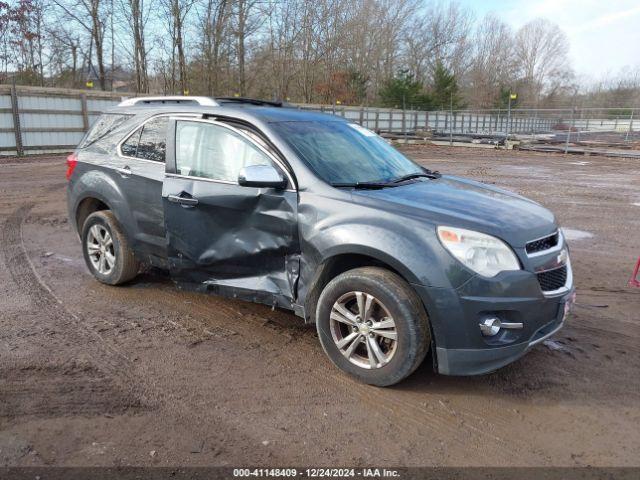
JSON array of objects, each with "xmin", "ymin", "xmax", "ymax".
[{"xmin": 162, "ymin": 118, "xmax": 299, "ymax": 308}]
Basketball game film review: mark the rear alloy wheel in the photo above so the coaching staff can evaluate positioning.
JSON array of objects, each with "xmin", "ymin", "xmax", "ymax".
[
  {"xmin": 81, "ymin": 210, "xmax": 139, "ymax": 285},
  {"xmin": 86, "ymin": 224, "xmax": 116, "ymax": 275},
  {"xmin": 316, "ymin": 266, "xmax": 431, "ymax": 386}
]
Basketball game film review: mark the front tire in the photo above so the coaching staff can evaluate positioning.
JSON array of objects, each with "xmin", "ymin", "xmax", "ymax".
[
  {"xmin": 316, "ymin": 267, "xmax": 431, "ymax": 386},
  {"xmin": 81, "ymin": 211, "xmax": 139, "ymax": 285}
]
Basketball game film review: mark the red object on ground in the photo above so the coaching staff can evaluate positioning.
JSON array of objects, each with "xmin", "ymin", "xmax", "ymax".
[{"xmin": 630, "ymin": 257, "xmax": 640, "ymax": 287}]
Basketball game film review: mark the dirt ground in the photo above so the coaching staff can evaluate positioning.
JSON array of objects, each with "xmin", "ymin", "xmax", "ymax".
[{"xmin": 1, "ymin": 146, "xmax": 639, "ymax": 468}]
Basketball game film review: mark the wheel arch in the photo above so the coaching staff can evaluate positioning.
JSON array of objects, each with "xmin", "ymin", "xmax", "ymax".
[
  {"xmin": 302, "ymin": 247, "xmax": 421, "ymax": 325},
  {"xmin": 75, "ymin": 196, "xmax": 110, "ymax": 236},
  {"xmin": 70, "ymin": 167, "xmax": 136, "ymax": 240}
]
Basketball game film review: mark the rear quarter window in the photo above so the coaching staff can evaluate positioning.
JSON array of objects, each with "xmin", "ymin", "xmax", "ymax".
[
  {"xmin": 80, "ymin": 113, "xmax": 132, "ymax": 148},
  {"xmin": 119, "ymin": 116, "xmax": 169, "ymax": 162}
]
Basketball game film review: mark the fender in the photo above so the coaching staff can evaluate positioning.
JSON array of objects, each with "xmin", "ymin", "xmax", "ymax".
[
  {"xmin": 69, "ymin": 167, "xmax": 137, "ymax": 243},
  {"xmin": 306, "ymin": 219, "xmax": 466, "ymax": 289}
]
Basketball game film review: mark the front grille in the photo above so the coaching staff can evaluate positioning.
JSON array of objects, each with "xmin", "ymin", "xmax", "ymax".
[
  {"xmin": 526, "ymin": 232, "xmax": 559, "ymax": 255},
  {"xmin": 537, "ymin": 265, "xmax": 567, "ymax": 292}
]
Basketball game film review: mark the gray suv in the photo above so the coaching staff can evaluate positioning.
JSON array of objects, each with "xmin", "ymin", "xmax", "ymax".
[{"xmin": 67, "ymin": 96, "xmax": 575, "ymax": 386}]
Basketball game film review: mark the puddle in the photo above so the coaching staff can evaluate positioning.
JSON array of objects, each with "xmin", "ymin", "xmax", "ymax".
[{"xmin": 562, "ymin": 228, "xmax": 593, "ymax": 241}]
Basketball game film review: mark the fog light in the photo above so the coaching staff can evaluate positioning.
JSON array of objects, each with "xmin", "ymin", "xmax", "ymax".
[{"xmin": 480, "ymin": 317, "xmax": 502, "ymax": 336}]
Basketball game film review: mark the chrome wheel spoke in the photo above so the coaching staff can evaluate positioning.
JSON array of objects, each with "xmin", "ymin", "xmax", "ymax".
[
  {"xmin": 104, "ymin": 250, "xmax": 116, "ymax": 268},
  {"xmin": 370, "ymin": 318, "xmax": 395, "ymax": 330},
  {"xmin": 371, "ymin": 329, "xmax": 397, "ymax": 341},
  {"xmin": 330, "ymin": 311, "xmax": 357, "ymax": 327},
  {"xmin": 98, "ymin": 254, "xmax": 106, "ymax": 273},
  {"xmin": 334, "ymin": 302, "xmax": 358, "ymax": 323},
  {"xmin": 336, "ymin": 331, "xmax": 361, "ymax": 350},
  {"xmin": 87, "ymin": 243, "xmax": 101, "ymax": 253},
  {"xmin": 90, "ymin": 225, "xmax": 102, "ymax": 243},
  {"xmin": 366, "ymin": 335, "xmax": 386, "ymax": 367},
  {"xmin": 355, "ymin": 292, "xmax": 374, "ymax": 321},
  {"xmin": 344, "ymin": 335, "xmax": 362, "ymax": 358},
  {"xmin": 103, "ymin": 232, "xmax": 113, "ymax": 248}
]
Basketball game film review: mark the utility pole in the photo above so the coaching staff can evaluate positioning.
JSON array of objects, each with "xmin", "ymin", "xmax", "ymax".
[
  {"xmin": 111, "ymin": 0, "xmax": 115, "ymax": 91},
  {"xmin": 626, "ymin": 109, "xmax": 635, "ymax": 142},
  {"xmin": 506, "ymin": 92, "xmax": 517, "ymax": 143},
  {"xmin": 449, "ymin": 91, "xmax": 453, "ymax": 146},
  {"xmin": 565, "ymin": 107, "xmax": 576, "ymax": 154}
]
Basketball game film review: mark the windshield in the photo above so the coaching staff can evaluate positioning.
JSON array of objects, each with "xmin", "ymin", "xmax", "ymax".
[{"xmin": 272, "ymin": 121, "xmax": 424, "ymax": 185}]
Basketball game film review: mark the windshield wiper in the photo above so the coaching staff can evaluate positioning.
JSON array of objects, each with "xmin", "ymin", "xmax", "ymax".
[
  {"xmin": 331, "ymin": 169, "xmax": 441, "ymax": 189},
  {"xmin": 331, "ymin": 181, "xmax": 397, "ymax": 189},
  {"xmin": 390, "ymin": 171, "xmax": 441, "ymax": 184}
]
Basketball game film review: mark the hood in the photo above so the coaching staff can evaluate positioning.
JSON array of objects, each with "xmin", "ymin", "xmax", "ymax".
[{"xmin": 352, "ymin": 175, "xmax": 556, "ymax": 247}]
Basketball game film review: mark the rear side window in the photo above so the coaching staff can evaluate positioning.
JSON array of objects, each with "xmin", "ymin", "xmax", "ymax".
[
  {"xmin": 121, "ymin": 127, "xmax": 142, "ymax": 157},
  {"xmin": 120, "ymin": 116, "xmax": 169, "ymax": 162},
  {"xmin": 80, "ymin": 113, "xmax": 132, "ymax": 147}
]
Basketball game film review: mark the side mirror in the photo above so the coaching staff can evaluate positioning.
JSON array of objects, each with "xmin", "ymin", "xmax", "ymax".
[{"xmin": 238, "ymin": 164, "xmax": 287, "ymax": 189}]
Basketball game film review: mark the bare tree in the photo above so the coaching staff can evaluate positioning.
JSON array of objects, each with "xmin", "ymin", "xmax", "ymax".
[
  {"xmin": 404, "ymin": 1, "xmax": 473, "ymax": 85},
  {"xmin": 466, "ymin": 14, "xmax": 515, "ymax": 107},
  {"xmin": 514, "ymin": 18, "xmax": 573, "ymax": 103},
  {"xmin": 197, "ymin": 0, "xmax": 229, "ymax": 95},
  {"xmin": 119, "ymin": 0, "xmax": 151, "ymax": 92},
  {"xmin": 159, "ymin": 0, "xmax": 195, "ymax": 93}
]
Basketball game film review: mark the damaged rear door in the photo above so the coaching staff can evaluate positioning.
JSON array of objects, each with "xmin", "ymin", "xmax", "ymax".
[{"xmin": 162, "ymin": 118, "xmax": 299, "ymax": 308}]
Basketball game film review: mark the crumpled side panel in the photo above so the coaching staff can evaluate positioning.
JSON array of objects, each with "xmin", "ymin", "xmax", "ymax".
[{"xmin": 163, "ymin": 178, "xmax": 299, "ymax": 309}]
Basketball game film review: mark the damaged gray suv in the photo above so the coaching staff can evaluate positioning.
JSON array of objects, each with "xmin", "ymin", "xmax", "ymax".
[{"xmin": 67, "ymin": 96, "xmax": 575, "ymax": 386}]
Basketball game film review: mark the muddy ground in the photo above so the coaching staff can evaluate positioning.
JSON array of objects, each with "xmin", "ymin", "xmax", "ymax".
[{"xmin": 1, "ymin": 146, "xmax": 639, "ymax": 468}]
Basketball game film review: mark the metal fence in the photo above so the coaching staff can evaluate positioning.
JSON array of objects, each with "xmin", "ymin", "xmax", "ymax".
[
  {"xmin": 0, "ymin": 85, "xmax": 123, "ymax": 156},
  {"xmin": 301, "ymin": 104, "xmax": 638, "ymax": 137},
  {"xmin": 1, "ymin": 85, "xmax": 638, "ymax": 156}
]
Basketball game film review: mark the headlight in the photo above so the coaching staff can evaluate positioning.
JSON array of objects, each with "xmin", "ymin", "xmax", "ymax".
[{"xmin": 437, "ymin": 226, "xmax": 520, "ymax": 277}]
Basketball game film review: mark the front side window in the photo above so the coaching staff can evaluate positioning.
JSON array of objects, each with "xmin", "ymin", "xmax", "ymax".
[
  {"xmin": 271, "ymin": 121, "xmax": 423, "ymax": 185},
  {"xmin": 175, "ymin": 121, "xmax": 274, "ymax": 182},
  {"xmin": 120, "ymin": 116, "xmax": 169, "ymax": 162}
]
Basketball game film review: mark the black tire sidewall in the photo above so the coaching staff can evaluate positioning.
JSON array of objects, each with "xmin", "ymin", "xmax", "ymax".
[
  {"xmin": 81, "ymin": 212, "xmax": 127, "ymax": 285},
  {"xmin": 316, "ymin": 268, "xmax": 430, "ymax": 386}
]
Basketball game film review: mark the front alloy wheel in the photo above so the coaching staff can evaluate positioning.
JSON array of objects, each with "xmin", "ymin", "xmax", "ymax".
[
  {"xmin": 330, "ymin": 292, "xmax": 398, "ymax": 369},
  {"xmin": 316, "ymin": 266, "xmax": 431, "ymax": 386}
]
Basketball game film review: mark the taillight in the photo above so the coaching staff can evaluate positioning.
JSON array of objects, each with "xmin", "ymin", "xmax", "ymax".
[{"xmin": 66, "ymin": 153, "xmax": 78, "ymax": 180}]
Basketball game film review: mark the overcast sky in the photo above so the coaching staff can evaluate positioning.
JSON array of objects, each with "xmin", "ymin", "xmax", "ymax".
[{"xmin": 458, "ymin": 0, "xmax": 640, "ymax": 82}]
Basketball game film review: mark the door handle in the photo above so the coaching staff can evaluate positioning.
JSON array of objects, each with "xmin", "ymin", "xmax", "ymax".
[
  {"xmin": 167, "ymin": 194, "xmax": 199, "ymax": 207},
  {"xmin": 116, "ymin": 166, "xmax": 132, "ymax": 176}
]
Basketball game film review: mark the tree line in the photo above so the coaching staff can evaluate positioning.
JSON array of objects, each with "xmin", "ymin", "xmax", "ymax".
[{"xmin": 1, "ymin": 0, "xmax": 639, "ymax": 108}]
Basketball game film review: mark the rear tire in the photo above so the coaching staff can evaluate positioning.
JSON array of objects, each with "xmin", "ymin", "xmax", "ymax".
[
  {"xmin": 81, "ymin": 211, "xmax": 139, "ymax": 285},
  {"xmin": 316, "ymin": 266, "xmax": 430, "ymax": 387}
]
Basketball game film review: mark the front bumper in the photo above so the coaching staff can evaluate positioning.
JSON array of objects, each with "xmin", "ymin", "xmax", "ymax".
[
  {"xmin": 412, "ymin": 264, "xmax": 575, "ymax": 376},
  {"xmin": 435, "ymin": 298, "xmax": 570, "ymax": 375}
]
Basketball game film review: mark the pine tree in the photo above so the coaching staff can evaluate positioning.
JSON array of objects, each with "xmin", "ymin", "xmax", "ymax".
[
  {"xmin": 431, "ymin": 62, "xmax": 463, "ymax": 110},
  {"xmin": 379, "ymin": 70, "xmax": 432, "ymax": 110}
]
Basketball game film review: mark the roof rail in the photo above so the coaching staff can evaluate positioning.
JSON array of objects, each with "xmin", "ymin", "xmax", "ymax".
[
  {"xmin": 215, "ymin": 97, "xmax": 284, "ymax": 107},
  {"xmin": 118, "ymin": 96, "xmax": 219, "ymax": 107}
]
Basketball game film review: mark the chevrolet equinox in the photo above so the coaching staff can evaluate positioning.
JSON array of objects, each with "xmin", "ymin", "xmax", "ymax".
[{"xmin": 66, "ymin": 96, "xmax": 575, "ymax": 386}]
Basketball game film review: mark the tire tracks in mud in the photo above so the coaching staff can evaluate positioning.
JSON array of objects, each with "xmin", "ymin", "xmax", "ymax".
[
  {"xmin": 1, "ymin": 204, "xmax": 158, "ymax": 409},
  {"xmin": 1, "ymin": 203, "xmax": 296, "ymax": 464},
  {"xmin": 10, "ymin": 201, "xmax": 530, "ymax": 464},
  {"xmin": 138, "ymin": 286, "xmax": 531, "ymax": 464}
]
